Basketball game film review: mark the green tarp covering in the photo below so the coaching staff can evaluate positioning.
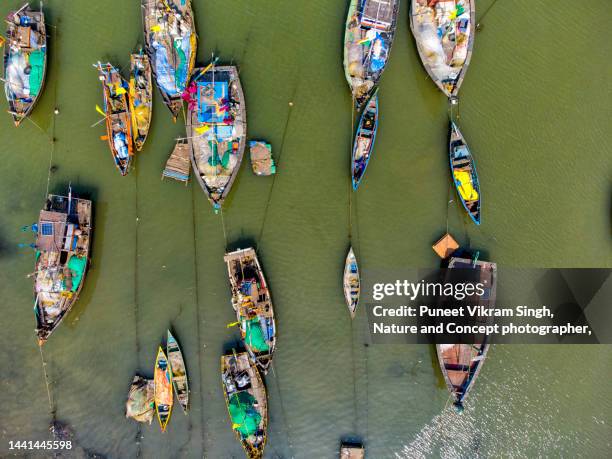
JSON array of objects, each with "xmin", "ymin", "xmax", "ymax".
[
  {"xmin": 244, "ymin": 318, "xmax": 269, "ymax": 352},
  {"xmin": 228, "ymin": 392, "xmax": 261, "ymax": 438},
  {"xmin": 66, "ymin": 256, "xmax": 87, "ymax": 292},
  {"xmin": 28, "ymin": 50, "xmax": 45, "ymax": 97}
]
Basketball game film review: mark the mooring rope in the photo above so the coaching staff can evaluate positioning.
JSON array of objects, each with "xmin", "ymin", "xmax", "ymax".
[
  {"xmin": 133, "ymin": 167, "xmax": 141, "ymax": 370},
  {"xmin": 189, "ymin": 185, "xmax": 206, "ymax": 455},
  {"xmin": 38, "ymin": 345, "xmax": 55, "ymax": 418},
  {"xmin": 219, "ymin": 206, "xmax": 229, "ymax": 250},
  {"xmin": 348, "ymin": 96, "xmax": 356, "ymax": 243},
  {"xmin": 255, "ymin": 83, "xmax": 298, "ymax": 249},
  {"xmin": 268, "ymin": 363, "xmax": 295, "ymax": 454}
]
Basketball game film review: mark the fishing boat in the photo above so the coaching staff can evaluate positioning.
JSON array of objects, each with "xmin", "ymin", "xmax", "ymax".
[
  {"xmin": 186, "ymin": 64, "xmax": 247, "ymax": 210},
  {"xmin": 343, "ymin": 247, "xmax": 360, "ymax": 319},
  {"xmin": 343, "ymin": 0, "xmax": 399, "ymax": 111},
  {"xmin": 221, "ymin": 352, "xmax": 267, "ymax": 459},
  {"xmin": 3, "ymin": 3, "xmax": 47, "ymax": 126},
  {"xmin": 129, "ymin": 51, "xmax": 153, "ymax": 151},
  {"xmin": 449, "ymin": 121, "xmax": 480, "ymax": 225},
  {"xmin": 141, "ymin": 0, "xmax": 197, "ymax": 119},
  {"xmin": 351, "ymin": 91, "xmax": 378, "ymax": 190},
  {"xmin": 437, "ymin": 255, "xmax": 496, "ymax": 409},
  {"xmin": 409, "ymin": 0, "xmax": 475, "ymax": 98},
  {"xmin": 95, "ymin": 62, "xmax": 134, "ymax": 176},
  {"xmin": 154, "ymin": 346, "xmax": 173, "ymax": 432},
  {"xmin": 166, "ymin": 330, "xmax": 189, "ymax": 414},
  {"xmin": 33, "ymin": 190, "xmax": 92, "ymax": 345},
  {"xmin": 224, "ymin": 248, "xmax": 276, "ymax": 374}
]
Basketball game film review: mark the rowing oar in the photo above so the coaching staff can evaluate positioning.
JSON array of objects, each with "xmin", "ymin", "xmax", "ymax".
[
  {"xmin": 195, "ymin": 56, "xmax": 220, "ymax": 79},
  {"xmin": 90, "ymin": 105, "xmax": 110, "ymax": 128}
]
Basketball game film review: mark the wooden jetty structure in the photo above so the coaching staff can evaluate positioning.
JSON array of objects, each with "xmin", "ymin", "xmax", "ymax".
[
  {"xmin": 162, "ymin": 139, "xmax": 191, "ymax": 184},
  {"xmin": 33, "ymin": 189, "xmax": 92, "ymax": 345}
]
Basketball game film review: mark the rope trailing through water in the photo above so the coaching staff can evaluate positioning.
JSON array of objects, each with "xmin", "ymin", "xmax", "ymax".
[
  {"xmin": 268, "ymin": 363, "xmax": 295, "ymax": 454},
  {"xmin": 190, "ymin": 185, "xmax": 207, "ymax": 455},
  {"xmin": 348, "ymin": 96, "xmax": 356, "ymax": 243},
  {"xmin": 38, "ymin": 345, "xmax": 55, "ymax": 419},
  {"xmin": 255, "ymin": 83, "xmax": 299, "ymax": 250}
]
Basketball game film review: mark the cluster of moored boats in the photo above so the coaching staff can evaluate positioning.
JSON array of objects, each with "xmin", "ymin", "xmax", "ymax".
[
  {"xmin": 5, "ymin": 0, "xmax": 497, "ymax": 456},
  {"xmin": 342, "ymin": 0, "xmax": 492, "ymax": 413}
]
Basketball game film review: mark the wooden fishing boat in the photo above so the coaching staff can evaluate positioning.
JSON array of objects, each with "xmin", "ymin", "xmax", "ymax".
[
  {"xmin": 343, "ymin": 0, "xmax": 399, "ymax": 111},
  {"xmin": 351, "ymin": 91, "xmax": 378, "ymax": 190},
  {"xmin": 409, "ymin": 0, "xmax": 475, "ymax": 98},
  {"xmin": 33, "ymin": 189, "xmax": 92, "ymax": 345},
  {"xmin": 154, "ymin": 346, "xmax": 173, "ymax": 432},
  {"xmin": 449, "ymin": 121, "xmax": 480, "ymax": 225},
  {"xmin": 221, "ymin": 352, "xmax": 267, "ymax": 459},
  {"xmin": 129, "ymin": 51, "xmax": 153, "ymax": 151},
  {"xmin": 224, "ymin": 248, "xmax": 276, "ymax": 374},
  {"xmin": 3, "ymin": 3, "xmax": 47, "ymax": 126},
  {"xmin": 437, "ymin": 255, "xmax": 496, "ymax": 409},
  {"xmin": 343, "ymin": 247, "xmax": 360, "ymax": 319},
  {"xmin": 95, "ymin": 62, "xmax": 134, "ymax": 176},
  {"xmin": 141, "ymin": 0, "xmax": 197, "ymax": 119},
  {"xmin": 186, "ymin": 64, "xmax": 247, "ymax": 210},
  {"xmin": 166, "ymin": 330, "xmax": 189, "ymax": 414}
]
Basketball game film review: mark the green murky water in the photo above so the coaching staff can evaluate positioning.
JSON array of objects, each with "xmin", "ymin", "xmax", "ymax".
[{"xmin": 1, "ymin": 0, "xmax": 610, "ymax": 457}]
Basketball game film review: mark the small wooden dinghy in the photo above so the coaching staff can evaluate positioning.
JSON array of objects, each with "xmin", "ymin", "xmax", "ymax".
[
  {"xmin": 141, "ymin": 0, "xmax": 197, "ymax": 119},
  {"xmin": 162, "ymin": 139, "xmax": 191, "ymax": 183},
  {"xmin": 221, "ymin": 352, "xmax": 267, "ymax": 459},
  {"xmin": 129, "ymin": 51, "xmax": 153, "ymax": 151},
  {"xmin": 186, "ymin": 64, "xmax": 247, "ymax": 210},
  {"xmin": 409, "ymin": 0, "xmax": 475, "ymax": 98},
  {"xmin": 449, "ymin": 121, "xmax": 480, "ymax": 225},
  {"xmin": 437, "ymin": 256, "xmax": 497, "ymax": 409},
  {"xmin": 3, "ymin": 3, "xmax": 47, "ymax": 126},
  {"xmin": 95, "ymin": 62, "xmax": 134, "ymax": 176},
  {"xmin": 343, "ymin": 247, "xmax": 360, "ymax": 319},
  {"xmin": 154, "ymin": 346, "xmax": 173, "ymax": 432},
  {"xmin": 125, "ymin": 375, "xmax": 155, "ymax": 424},
  {"xmin": 33, "ymin": 189, "xmax": 92, "ymax": 345},
  {"xmin": 340, "ymin": 442, "xmax": 365, "ymax": 459},
  {"xmin": 224, "ymin": 248, "xmax": 276, "ymax": 374},
  {"xmin": 351, "ymin": 91, "xmax": 378, "ymax": 190},
  {"xmin": 343, "ymin": 0, "xmax": 399, "ymax": 111},
  {"xmin": 166, "ymin": 330, "xmax": 189, "ymax": 414}
]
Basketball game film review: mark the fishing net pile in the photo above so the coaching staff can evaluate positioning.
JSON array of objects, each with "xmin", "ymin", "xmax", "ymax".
[
  {"xmin": 125, "ymin": 376, "xmax": 155, "ymax": 424},
  {"xmin": 411, "ymin": 0, "xmax": 471, "ymax": 91},
  {"xmin": 147, "ymin": 3, "xmax": 195, "ymax": 96},
  {"xmin": 228, "ymin": 391, "xmax": 262, "ymax": 438},
  {"xmin": 4, "ymin": 9, "xmax": 45, "ymax": 102}
]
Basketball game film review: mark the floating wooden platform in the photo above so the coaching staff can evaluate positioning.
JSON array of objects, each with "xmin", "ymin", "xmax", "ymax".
[
  {"xmin": 162, "ymin": 139, "xmax": 191, "ymax": 184},
  {"xmin": 340, "ymin": 442, "xmax": 364, "ymax": 459},
  {"xmin": 432, "ymin": 233, "xmax": 459, "ymax": 259}
]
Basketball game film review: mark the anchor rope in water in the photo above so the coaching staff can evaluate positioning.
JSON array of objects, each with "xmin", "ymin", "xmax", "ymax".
[
  {"xmin": 219, "ymin": 206, "xmax": 229, "ymax": 250},
  {"xmin": 268, "ymin": 363, "xmax": 295, "ymax": 454},
  {"xmin": 189, "ymin": 185, "xmax": 207, "ymax": 454},
  {"xmin": 255, "ymin": 83, "xmax": 299, "ymax": 250},
  {"xmin": 348, "ymin": 96, "xmax": 356, "ymax": 243},
  {"xmin": 38, "ymin": 345, "xmax": 55, "ymax": 418}
]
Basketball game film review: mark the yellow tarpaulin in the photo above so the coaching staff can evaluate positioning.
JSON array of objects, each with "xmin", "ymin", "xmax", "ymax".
[{"xmin": 454, "ymin": 170, "xmax": 479, "ymax": 201}]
